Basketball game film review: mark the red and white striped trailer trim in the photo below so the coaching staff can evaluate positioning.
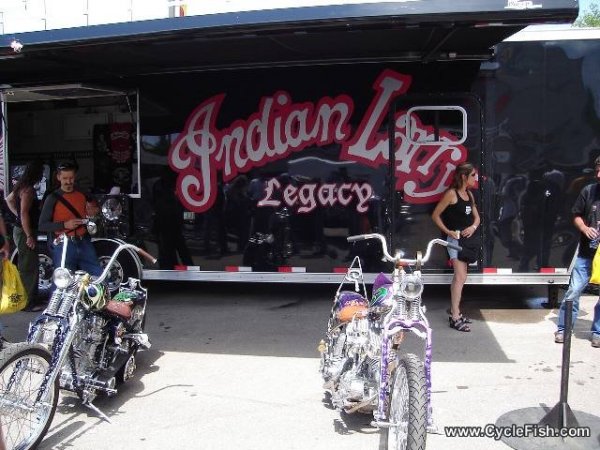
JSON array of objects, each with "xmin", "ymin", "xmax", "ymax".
[
  {"xmin": 483, "ymin": 267, "xmax": 568, "ymax": 274},
  {"xmin": 225, "ymin": 266, "xmax": 253, "ymax": 272},
  {"xmin": 174, "ymin": 265, "xmax": 201, "ymax": 271},
  {"xmin": 483, "ymin": 268, "xmax": 513, "ymax": 274},
  {"xmin": 538, "ymin": 267, "xmax": 568, "ymax": 274},
  {"xmin": 277, "ymin": 266, "xmax": 307, "ymax": 273}
]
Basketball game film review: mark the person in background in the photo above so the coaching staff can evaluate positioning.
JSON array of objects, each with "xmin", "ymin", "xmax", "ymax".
[
  {"xmin": 6, "ymin": 160, "xmax": 45, "ymax": 311},
  {"xmin": 38, "ymin": 162, "xmax": 102, "ymax": 277},
  {"xmin": 152, "ymin": 168, "xmax": 193, "ymax": 269},
  {"xmin": 554, "ymin": 156, "xmax": 600, "ymax": 348},
  {"xmin": 431, "ymin": 162, "xmax": 480, "ymax": 332},
  {"xmin": 0, "ymin": 211, "xmax": 12, "ymax": 348}
]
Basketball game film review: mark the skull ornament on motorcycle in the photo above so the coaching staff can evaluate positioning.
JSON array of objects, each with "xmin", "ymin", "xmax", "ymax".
[
  {"xmin": 0, "ymin": 234, "xmax": 156, "ymax": 450},
  {"xmin": 319, "ymin": 233, "xmax": 460, "ymax": 450}
]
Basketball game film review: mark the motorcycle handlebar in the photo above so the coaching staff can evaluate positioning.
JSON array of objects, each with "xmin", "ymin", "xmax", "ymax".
[
  {"xmin": 136, "ymin": 247, "xmax": 158, "ymax": 265},
  {"xmin": 94, "ymin": 243, "xmax": 157, "ymax": 284},
  {"xmin": 56, "ymin": 234, "xmax": 157, "ymax": 285},
  {"xmin": 346, "ymin": 233, "xmax": 461, "ymax": 265}
]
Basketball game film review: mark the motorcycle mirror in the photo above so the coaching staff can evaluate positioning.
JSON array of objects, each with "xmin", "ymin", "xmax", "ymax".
[{"xmin": 345, "ymin": 269, "xmax": 361, "ymax": 292}]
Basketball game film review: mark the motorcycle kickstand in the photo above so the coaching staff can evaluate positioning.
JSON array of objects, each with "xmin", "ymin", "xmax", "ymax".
[{"xmin": 83, "ymin": 401, "xmax": 112, "ymax": 424}]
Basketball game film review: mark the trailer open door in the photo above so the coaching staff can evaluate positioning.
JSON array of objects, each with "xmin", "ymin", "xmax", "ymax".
[
  {"xmin": 382, "ymin": 93, "xmax": 484, "ymax": 275},
  {"xmin": 0, "ymin": 84, "xmax": 141, "ymax": 198},
  {"xmin": 0, "ymin": 84, "xmax": 144, "ymax": 292}
]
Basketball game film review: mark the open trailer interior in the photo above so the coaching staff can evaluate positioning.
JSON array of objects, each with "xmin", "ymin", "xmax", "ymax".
[{"xmin": 0, "ymin": 1, "xmax": 584, "ymax": 293}]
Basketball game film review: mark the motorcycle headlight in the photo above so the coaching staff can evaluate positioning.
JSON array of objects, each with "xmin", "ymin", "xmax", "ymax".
[
  {"xmin": 102, "ymin": 197, "xmax": 123, "ymax": 221},
  {"xmin": 400, "ymin": 273, "xmax": 423, "ymax": 300},
  {"xmin": 53, "ymin": 267, "xmax": 73, "ymax": 289}
]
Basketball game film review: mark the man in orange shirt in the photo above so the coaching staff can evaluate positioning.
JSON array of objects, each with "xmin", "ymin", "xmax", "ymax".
[{"xmin": 38, "ymin": 162, "xmax": 102, "ymax": 277}]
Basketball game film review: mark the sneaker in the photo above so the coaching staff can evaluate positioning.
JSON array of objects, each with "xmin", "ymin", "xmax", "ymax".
[
  {"xmin": 592, "ymin": 335, "xmax": 600, "ymax": 348},
  {"xmin": 554, "ymin": 331, "xmax": 564, "ymax": 344}
]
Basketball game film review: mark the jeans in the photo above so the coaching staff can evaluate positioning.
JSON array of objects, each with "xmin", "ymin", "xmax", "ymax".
[
  {"xmin": 557, "ymin": 256, "xmax": 600, "ymax": 337},
  {"xmin": 446, "ymin": 235, "xmax": 459, "ymax": 260},
  {"xmin": 50, "ymin": 236, "xmax": 102, "ymax": 277}
]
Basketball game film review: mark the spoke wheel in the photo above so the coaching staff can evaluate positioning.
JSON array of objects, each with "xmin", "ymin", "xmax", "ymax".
[
  {"xmin": 38, "ymin": 252, "xmax": 55, "ymax": 293},
  {"xmin": 98, "ymin": 256, "xmax": 125, "ymax": 292},
  {"xmin": 0, "ymin": 343, "xmax": 59, "ymax": 450},
  {"xmin": 379, "ymin": 353, "xmax": 427, "ymax": 450}
]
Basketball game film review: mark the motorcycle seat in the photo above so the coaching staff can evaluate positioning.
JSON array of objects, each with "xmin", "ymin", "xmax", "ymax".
[{"xmin": 104, "ymin": 300, "xmax": 133, "ymax": 320}]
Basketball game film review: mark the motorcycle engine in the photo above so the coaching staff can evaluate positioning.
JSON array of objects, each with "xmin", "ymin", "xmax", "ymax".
[
  {"xmin": 69, "ymin": 314, "xmax": 109, "ymax": 378},
  {"xmin": 326, "ymin": 317, "xmax": 379, "ymax": 411}
]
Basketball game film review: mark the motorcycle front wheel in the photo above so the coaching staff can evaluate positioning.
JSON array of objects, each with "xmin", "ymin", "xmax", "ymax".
[
  {"xmin": 379, "ymin": 353, "xmax": 427, "ymax": 450},
  {"xmin": 0, "ymin": 343, "xmax": 59, "ymax": 450}
]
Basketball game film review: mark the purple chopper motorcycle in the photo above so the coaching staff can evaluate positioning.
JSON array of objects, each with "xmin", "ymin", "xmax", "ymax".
[{"xmin": 318, "ymin": 233, "xmax": 459, "ymax": 450}]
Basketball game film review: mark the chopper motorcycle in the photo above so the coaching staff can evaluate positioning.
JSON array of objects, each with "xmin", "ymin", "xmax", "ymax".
[
  {"xmin": 318, "ymin": 233, "xmax": 459, "ymax": 450},
  {"xmin": 0, "ymin": 234, "xmax": 156, "ymax": 450}
]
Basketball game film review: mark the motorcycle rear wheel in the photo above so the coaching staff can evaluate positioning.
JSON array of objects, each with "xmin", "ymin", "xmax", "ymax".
[
  {"xmin": 0, "ymin": 343, "xmax": 59, "ymax": 450},
  {"xmin": 379, "ymin": 353, "xmax": 427, "ymax": 450}
]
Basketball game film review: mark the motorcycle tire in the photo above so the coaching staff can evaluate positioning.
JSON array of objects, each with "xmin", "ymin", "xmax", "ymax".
[
  {"xmin": 116, "ymin": 349, "xmax": 138, "ymax": 384},
  {"xmin": 0, "ymin": 343, "xmax": 59, "ymax": 450},
  {"xmin": 379, "ymin": 353, "xmax": 427, "ymax": 450}
]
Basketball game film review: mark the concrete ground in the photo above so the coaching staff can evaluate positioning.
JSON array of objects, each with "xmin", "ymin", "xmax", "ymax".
[{"xmin": 0, "ymin": 282, "xmax": 599, "ymax": 450}]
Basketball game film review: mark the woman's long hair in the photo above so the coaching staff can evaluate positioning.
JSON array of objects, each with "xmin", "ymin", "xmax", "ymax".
[
  {"xmin": 450, "ymin": 162, "xmax": 474, "ymax": 189},
  {"xmin": 13, "ymin": 160, "xmax": 44, "ymax": 194}
]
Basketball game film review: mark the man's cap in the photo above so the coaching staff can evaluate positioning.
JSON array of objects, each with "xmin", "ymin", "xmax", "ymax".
[{"xmin": 56, "ymin": 161, "xmax": 78, "ymax": 171}]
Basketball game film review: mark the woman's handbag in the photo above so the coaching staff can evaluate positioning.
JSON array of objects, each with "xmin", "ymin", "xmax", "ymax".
[
  {"xmin": 590, "ymin": 247, "xmax": 600, "ymax": 284},
  {"xmin": 0, "ymin": 259, "xmax": 28, "ymax": 314},
  {"xmin": 457, "ymin": 230, "xmax": 481, "ymax": 264}
]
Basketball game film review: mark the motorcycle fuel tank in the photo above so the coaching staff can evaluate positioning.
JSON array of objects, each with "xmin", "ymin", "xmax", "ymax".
[{"xmin": 334, "ymin": 291, "xmax": 368, "ymax": 323}]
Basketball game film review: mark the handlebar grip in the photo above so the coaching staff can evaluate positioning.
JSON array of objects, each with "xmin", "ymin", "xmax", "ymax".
[
  {"xmin": 136, "ymin": 247, "xmax": 157, "ymax": 265},
  {"xmin": 347, "ymin": 235, "xmax": 364, "ymax": 243}
]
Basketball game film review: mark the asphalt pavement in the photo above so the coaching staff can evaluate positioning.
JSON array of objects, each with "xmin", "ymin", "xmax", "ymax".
[{"xmin": 0, "ymin": 282, "xmax": 599, "ymax": 450}]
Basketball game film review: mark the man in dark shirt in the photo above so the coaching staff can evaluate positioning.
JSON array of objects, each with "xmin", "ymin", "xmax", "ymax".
[
  {"xmin": 38, "ymin": 162, "xmax": 102, "ymax": 277},
  {"xmin": 555, "ymin": 157, "xmax": 600, "ymax": 348}
]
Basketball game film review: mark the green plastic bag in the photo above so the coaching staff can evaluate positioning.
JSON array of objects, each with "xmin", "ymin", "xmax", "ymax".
[{"xmin": 0, "ymin": 259, "xmax": 28, "ymax": 314}]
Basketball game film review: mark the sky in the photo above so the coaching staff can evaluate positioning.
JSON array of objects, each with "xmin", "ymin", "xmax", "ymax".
[{"xmin": 580, "ymin": 0, "xmax": 598, "ymax": 14}]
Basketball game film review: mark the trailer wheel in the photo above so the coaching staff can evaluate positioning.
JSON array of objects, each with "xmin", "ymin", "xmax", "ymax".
[{"xmin": 93, "ymin": 240, "xmax": 141, "ymax": 293}]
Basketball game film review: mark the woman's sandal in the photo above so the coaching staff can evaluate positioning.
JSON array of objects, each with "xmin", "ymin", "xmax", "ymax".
[
  {"xmin": 449, "ymin": 316, "xmax": 471, "ymax": 332},
  {"xmin": 446, "ymin": 309, "xmax": 472, "ymax": 323}
]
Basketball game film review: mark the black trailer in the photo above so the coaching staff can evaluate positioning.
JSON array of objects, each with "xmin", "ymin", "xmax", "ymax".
[{"xmin": 0, "ymin": 1, "xmax": 583, "ymax": 290}]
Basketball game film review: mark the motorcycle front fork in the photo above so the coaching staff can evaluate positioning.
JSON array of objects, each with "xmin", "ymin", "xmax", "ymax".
[{"xmin": 373, "ymin": 324, "xmax": 435, "ymax": 431}]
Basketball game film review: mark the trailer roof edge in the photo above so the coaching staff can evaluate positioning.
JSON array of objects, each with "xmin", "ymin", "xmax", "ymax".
[{"xmin": 1, "ymin": 1, "xmax": 578, "ymax": 49}]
